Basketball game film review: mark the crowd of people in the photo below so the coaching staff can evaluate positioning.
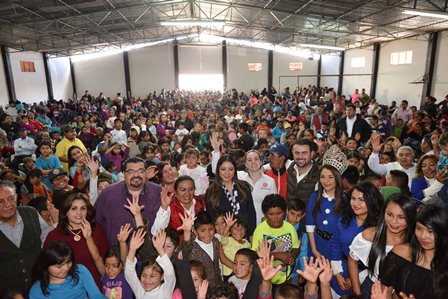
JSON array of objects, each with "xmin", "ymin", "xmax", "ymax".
[{"xmin": 0, "ymin": 86, "xmax": 448, "ymax": 299}]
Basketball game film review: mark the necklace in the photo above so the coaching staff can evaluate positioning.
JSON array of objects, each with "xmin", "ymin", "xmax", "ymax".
[{"xmin": 68, "ymin": 228, "xmax": 82, "ymax": 241}]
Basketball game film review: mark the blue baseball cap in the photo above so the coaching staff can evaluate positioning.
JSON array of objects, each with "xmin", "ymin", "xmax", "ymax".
[{"xmin": 269, "ymin": 144, "xmax": 289, "ymax": 158}]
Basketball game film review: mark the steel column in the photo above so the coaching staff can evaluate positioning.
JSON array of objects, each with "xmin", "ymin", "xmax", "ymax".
[
  {"xmin": 222, "ymin": 40, "xmax": 228, "ymax": 91},
  {"xmin": 1, "ymin": 46, "xmax": 16, "ymax": 103},
  {"xmin": 421, "ymin": 31, "xmax": 439, "ymax": 106},
  {"xmin": 42, "ymin": 52, "xmax": 54, "ymax": 101},
  {"xmin": 370, "ymin": 43, "xmax": 380, "ymax": 99},
  {"xmin": 69, "ymin": 57, "xmax": 77, "ymax": 96},
  {"xmin": 317, "ymin": 55, "xmax": 322, "ymax": 87},
  {"xmin": 337, "ymin": 51, "xmax": 345, "ymax": 96},
  {"xmin": 268, "ymin": 50, "xmax": 273, "ymax": 95},
  {"xmin": 174, "ymin": 40, "xmax": 179, "ymax": 89},
  {"xmin": 123, "ymin": 51, "xmax": 132, "ymax": 99}
]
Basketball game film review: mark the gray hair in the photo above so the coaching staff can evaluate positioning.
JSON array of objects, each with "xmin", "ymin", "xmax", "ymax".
[{"xmin": 397, "ymin": 146, "xmax": 414, "ymax": 157}]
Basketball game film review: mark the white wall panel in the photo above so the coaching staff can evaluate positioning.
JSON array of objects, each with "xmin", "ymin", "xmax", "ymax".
[
  {"xmin": 342, "ymin": 47, "xmax": 373, "ymax": 97},
  {"xmin": 129, "ymin": 45, "xmax": 175, "ymax": 97},
  {"xmin": 433, "ymin": 30, "xmax": 448, "ymax": 101},
  {"xmin": 179, "ymin": 45, "xmax": 222, "ymax": 74},
  {"xmin": 73, "ymin": 53, "xmax": 125, "ymax": 99},
  {"xmin": 273, "ymin": 52, "xmax": 318, "ymax": 93},
  {"xmin": 49, "ymin": 57, "xmax": 72, "ymax": 101},
  {"xmin": 227, "ymin": 46, "xmax": 268, "ymax": 92},
  {"xmin": 321, "ymin": 54, "xmax": 340, "ymax": 93},
  {"xmin": 376, "ymin": 37, "xmax": 428, "ymax": 107},
  {"xmin": 0, "ymin": 54, "xmax": 9, "ymax": 107},
  {"xmin": 10, "ymin": 51, "xmax": 48, "ymax": 104}
]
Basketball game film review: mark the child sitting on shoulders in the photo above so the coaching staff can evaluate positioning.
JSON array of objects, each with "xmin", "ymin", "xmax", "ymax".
[
  {"xmin": 179, "ymin": 148, "xmax": 209, "ymax": 196},
  {"xmin": 219, "ymin": 213, "xmax": 251, "ymax": 280}
]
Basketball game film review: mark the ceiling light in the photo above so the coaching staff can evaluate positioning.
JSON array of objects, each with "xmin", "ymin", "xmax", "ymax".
[
  {"xmin": 300, "ymin": 44, "xmax": 345, "ymax": 51},
  {"xmin": 402, "ymin": 9, "xmax": 448, "ymax": 19},
  {"xmin": 160, "ymin": 20, "xmax": 226, "ymax": 26}
]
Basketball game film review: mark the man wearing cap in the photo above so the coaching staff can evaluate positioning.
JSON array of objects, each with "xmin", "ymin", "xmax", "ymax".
[
  {"xmin": 0, "ymin": 180, "xmax": 53, "ymax": 293},
  {"xmin": 287, "ymin": 139, "xmax": 320, "ymax": 206},
  {"xmin": 265, "ymin": 144, "xmax": 290, "ymax": 200},
  {"xmin": 55, "ymin": 125, "xmax": 87, "ymax": 172},
  {"xmin": 12, "ymin": 128, "xmax": 37, "ymax": 169},
  {"xmin": 50, "ymin": 167, "xmax": 80, "ymax": 210},
  {"xmin": 95, "ymin": 157, "xmax": 162, "ymax": 244}
]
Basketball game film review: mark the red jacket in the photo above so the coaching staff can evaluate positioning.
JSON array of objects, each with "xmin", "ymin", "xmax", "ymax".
[
  {"xmin": 168, "ymin": 195, "xmax": 205, "ymax": 237},
  {"xmin": 312, "ymin": 113, "xmax": 328, "ymax": 130}
]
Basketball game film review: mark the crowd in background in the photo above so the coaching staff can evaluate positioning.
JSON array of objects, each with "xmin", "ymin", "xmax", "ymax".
[{"xmin": 0, "ymin": 85, "xmax": 448, "ymax": 299}]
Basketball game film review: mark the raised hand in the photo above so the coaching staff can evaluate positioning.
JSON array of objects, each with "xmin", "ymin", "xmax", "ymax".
[
  {"xmin": 224, "ymin": 212, "xmax": 236, "ymax": 228},
  {"xmin": 160, "ymin": 187, "xmax": 174, "ymax": 210},
  {"xmin": 152, "ymin": 229, "xmax": 167, "ymax": 256},
  {"xmin": 371, "ymin": 134, "xmax": 383, "ymax": 154},
  {"xmin": 176, "ymin": 212, "xmax": 195, "ymax": 232},
  {"xmin": 257, "ymin": 255, "xmax": 282, "ymax": 282},
  {"xmin": 117, "ymin": 223, "xmax": 132, "ymax": 243},
  {"xmin": 80, "ymin": 218, "xmax": 92, "ymax": 239},
  {"xmin": 129, "ymin": 228, "xmax": 146, "ymax": 251},
  {"xmin": 124, "ymin": 195, "xmax": 144, "ymax": 216},
  {"xmin": 197, "ymin": 280, "xmax": 209, "ymax": 299},
  {"xmin": 84, "ymin": 154, "xmax": 99, "ymax": 174},
  {"xmin": 146, "ymin": 165, "xmax": 158, "ymax": 180},
  {"xmin": 297, "ymin": 256, "xmax": 322, "ymax": 283},
  {"xmin": 210, "ymin": 132, "xmax": 220, "ymax": 152},
  {"xmin": 318, "ymin": 256, "xmax": 333, "ymax": 284},
  {"xmin": 256, "ymin": 239, "xmax": 271, "ymax": 259}
]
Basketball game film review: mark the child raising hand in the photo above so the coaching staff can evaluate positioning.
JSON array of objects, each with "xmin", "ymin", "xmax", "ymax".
[{"xmin": 125, "ymin": 229, "xmax": 176, "ymax": 299}]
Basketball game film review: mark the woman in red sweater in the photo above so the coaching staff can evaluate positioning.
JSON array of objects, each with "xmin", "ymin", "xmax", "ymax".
[{"xmin": 44, "ymin": 192, "xmax": 109, "ymax": 288}]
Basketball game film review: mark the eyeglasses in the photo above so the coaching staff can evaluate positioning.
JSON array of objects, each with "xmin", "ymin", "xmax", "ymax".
[{"xmin": 124, "ymin": 169, "xmax": 146, "ymax": 175}]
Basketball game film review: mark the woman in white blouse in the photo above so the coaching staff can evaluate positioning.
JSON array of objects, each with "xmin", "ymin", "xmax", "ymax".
[
  {"xmin": 211, "ymin": 134, "xmax": 277, "ymax": 225},
  {"xmin": 347, "ymin": 193, "xmax": 416, "ymax": 299}
]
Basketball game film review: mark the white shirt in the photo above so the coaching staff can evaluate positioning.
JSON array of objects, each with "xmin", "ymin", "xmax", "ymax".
[
  {"xmin": 237, "ymin": 171, "xmax": 277, "ymax": 225},
  {"xmin": 345, "ymin": 116, "xmax": 356, "ymax": 137},
  {"xmin": 367, "ymin": 153, "xmax": 416, "ymax": 189},
  {"xmin": 13, "ymin": 136, "xmax": 37, "ymax": 156},
  {"xmin": 110, "ymin": 129, "xmax": 127, "ymax": 145},
  {"xmin": 179, "ymin": 164, "xmax": 209, "ymax": 196},
  {"xmin": 349, "ymin": 232, "xmax": 393, "ymax": 283}
]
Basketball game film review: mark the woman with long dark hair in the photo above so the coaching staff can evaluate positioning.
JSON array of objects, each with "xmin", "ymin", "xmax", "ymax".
[
  {"xmin": 30, "ymin": 240, "xmax": 106, "ymax": 298},
  {"xmin": 348, "ymin": 193, "xmax": 416, "ymax": 298},
  {"xmin": 330, "ymin": 181, "xmax": 384, "ymax": 296},
  {"xmin": 306, "ymin": 164, "xmax": 344, "ymax": 261},
  {"xmin": 379, "ymin": 204, "xmax": 448, "ymax": 299},
  {"xmin": 205, "ymin": 155, "xmax": 256, "ymax": 236},
  {"xmin": 44, "ymin": 193, "xmax": 109, "ymax": 288}
]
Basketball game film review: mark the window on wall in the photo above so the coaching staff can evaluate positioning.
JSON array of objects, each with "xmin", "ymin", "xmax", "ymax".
[
  {"xmin": 351, "ymin": 57, "xmax": 365, "ymax": 68},
  {"xmin": 20, "ymin": 61, "xmax": 36, "ymax": 72},
  {"xmin": 248, "ymin": 63, "xmax": 262, "ymax": 71},
  {"xmin": 390, "ymin": 51, "xmax": 413, "ymax": 65},
  {"xmin": 179, "ymin": 74, "xmax": 224, "ymax": 91}
]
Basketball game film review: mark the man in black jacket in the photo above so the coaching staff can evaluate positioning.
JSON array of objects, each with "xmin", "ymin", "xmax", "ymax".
[{"xmin": 336, "ymin": 104, "xmax": 372, "ymax": 144}]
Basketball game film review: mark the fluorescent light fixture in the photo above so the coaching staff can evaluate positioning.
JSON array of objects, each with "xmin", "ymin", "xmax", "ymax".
[
  {"xmin": 161, "ymin": 20, "xmax": 226, "ymax": 26},
  {"xmin": 301, "ymin": 44, "xmax": 345, "ymax": 51},
  {"xmin": 402, "ymin": 9, "xmax": 448, "ymax": 19}
]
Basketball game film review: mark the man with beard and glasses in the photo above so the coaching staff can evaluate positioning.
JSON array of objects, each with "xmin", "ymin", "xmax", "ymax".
[
  {"xmin": 286, "ymin": 139, "xmax": 320, "ymax": 206},
  {"xmin": 94, "ymin": 157, "xmax": 162, "ymax": 244}
]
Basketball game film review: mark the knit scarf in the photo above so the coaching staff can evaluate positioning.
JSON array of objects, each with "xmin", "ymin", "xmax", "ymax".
[{"xmin": 222, "ymin": 182, "xmax": 240, "ymax": 215}]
